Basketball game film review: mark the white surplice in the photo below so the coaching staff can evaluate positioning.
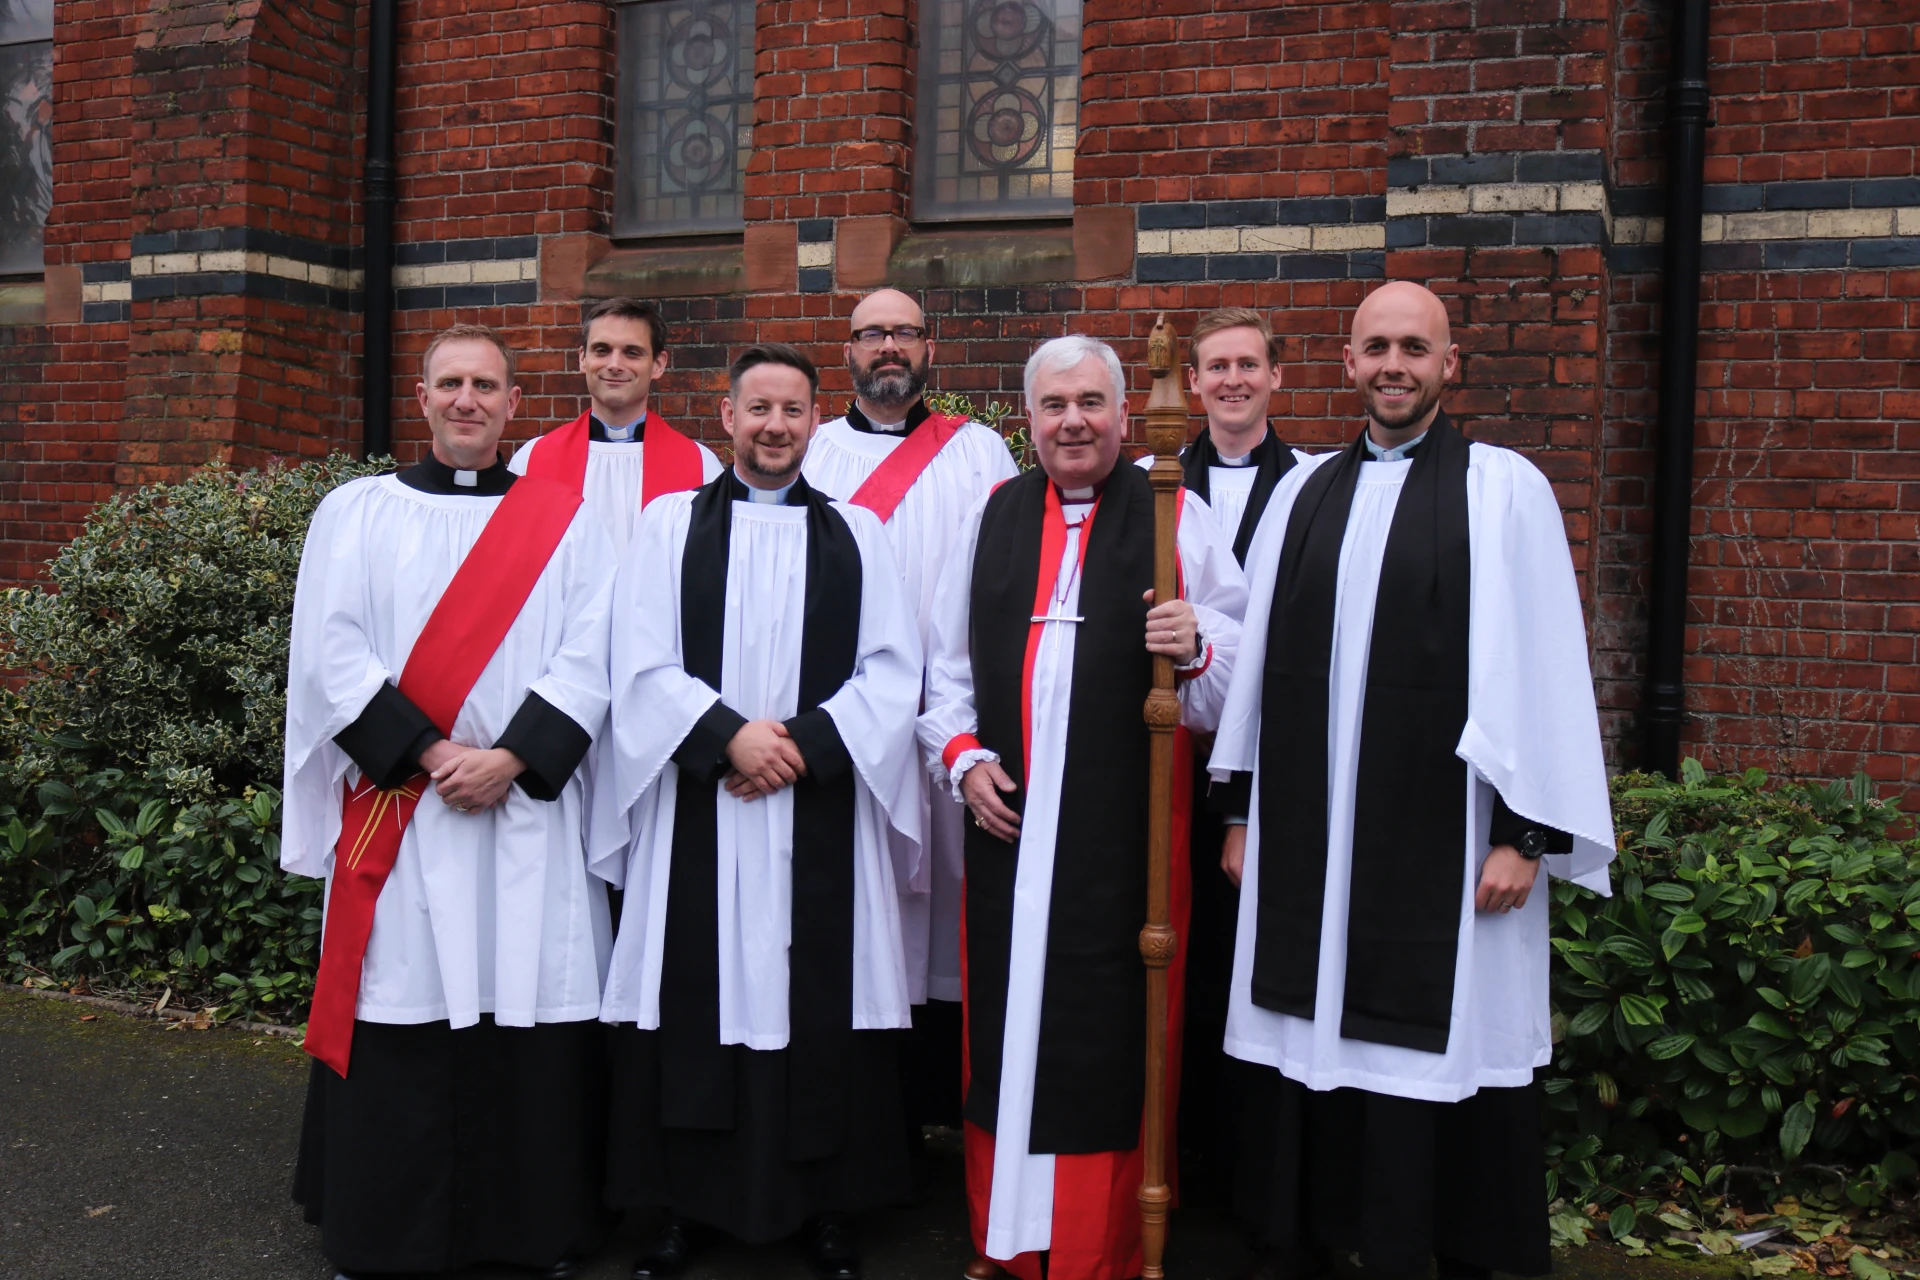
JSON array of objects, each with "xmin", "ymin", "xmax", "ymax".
[
  {"xmin": 1196, "ymin": 446, "xmax": 1316, "ymax": 538},
  {"xmin": 281, "ymin": 475, "xmax": 618, "ymax": 1028},
  {"xmin": 591, "ymin": 488, "xmax": 925, "ymax": 1044},
  {"xmin": 509, "ymin": 428, "xmax": 724, "ymax": 553},
  {"xmin": 1210, "ymin": 443, "xmax": 1617, "ymax": 1103},
  {"xmin": 803, "ymin": 415, "xmax": 1021, "ymax": 1002},
  {"xmin": 917, "ymin": 486, "xmax": 1248, "ymax": 1259}
]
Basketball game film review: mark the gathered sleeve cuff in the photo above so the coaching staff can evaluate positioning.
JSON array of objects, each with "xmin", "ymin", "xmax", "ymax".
[
  {"xmin": 494, "ymin": 691, "xmax": 593, "ymax": 801},
  {"xmin": 1488, "ymin": 789, "xmax": 1574, "ymax": 854},
  {"xmin": 671, "ymin": 699, "xmax": 748, "ymax": 785},
  {"xmin": 331, "ymin": 681, "xmax": 440, "ymax": 790},
  {"xmin": 784, "ymin": 707, "xmax": 853, "ymax": 783},
  {"xmin": 1208, "ymin": 769, "xmax": 1252, "ymax": 821}
]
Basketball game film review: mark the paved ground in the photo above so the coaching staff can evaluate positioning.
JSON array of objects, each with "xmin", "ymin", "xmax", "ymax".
[{"xmin": 0, "ymin": 989, "xmax": 1268, "ymax": 1280}]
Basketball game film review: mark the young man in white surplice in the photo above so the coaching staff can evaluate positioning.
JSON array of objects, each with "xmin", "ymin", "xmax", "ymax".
[
  {"xmin": 802, "ymin": 287, "xmax": 1019, "ymax": 1158},
  {"xmin": 1210, "ymin": 283, "xmax": 1616, "ymax": 1280},
  {"xmin": 591, "ymin": 343, "xmax": 925, "ymax": 1280},
  {"xmin": 508, "ymin": 297, "xmax": 722, "ymax": 551}
]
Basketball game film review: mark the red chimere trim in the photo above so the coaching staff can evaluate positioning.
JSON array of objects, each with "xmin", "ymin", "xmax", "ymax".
[
  {"xmin": 1022, "ymin": 484, "xmax": 1099, "ymax": 783},
  {"xmin": 943, "ymin": 732, "xmax": 984, "ymax": 771}
]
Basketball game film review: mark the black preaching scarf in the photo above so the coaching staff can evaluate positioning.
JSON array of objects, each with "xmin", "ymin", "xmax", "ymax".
[
  {"xmin": 963, "ymin": 460, "xmax": 1159, "ymax": 1154},
  {"xmin": 657, "ymin": 470, "xmax": 865, "ymax": 1161},
  {"xmin": 1181, "ymin": 425, "xmax": 1296, "ymax": 565},
  {"xmin": 1252, "ymin": 411, "xmax": 1473, "ymax": 1054}
]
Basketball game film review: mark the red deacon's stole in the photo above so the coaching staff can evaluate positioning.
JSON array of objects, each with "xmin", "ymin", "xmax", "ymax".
[
  {"xmin": 303, "ymin": 473, "xmax": 583, "ymax": 1078},
  {"xmin": 524, "ymin": 409, "xmax": 706, "ymax": 508},
  {"xmin": 848, "ymin": 411, "xmax": 967, "ymax": 522}
]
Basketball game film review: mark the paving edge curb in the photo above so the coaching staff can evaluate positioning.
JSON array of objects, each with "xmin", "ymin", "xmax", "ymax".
[{"xmin": 12, "ymin": 983, "xmax": 304, "ymax": 1039}]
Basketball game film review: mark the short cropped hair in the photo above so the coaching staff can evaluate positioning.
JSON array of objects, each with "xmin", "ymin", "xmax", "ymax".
[
  {"xmin": 1023, "ymin": 334, "xmax": 1127, "ymax": 411},
  {"xmin": 422, "ymin": 323, "xmax": 516, "ymax": 386},
  {"xmin": 580, "ymin": 297, "xmax": 668, "ymax": 356},
  {"xmin": 1188, "ymin": 307, "xmax": 1280, "ymax": 368},
  {"xmin": 729, "ymin": 342, "xmax": 819, "ymax": 397}
]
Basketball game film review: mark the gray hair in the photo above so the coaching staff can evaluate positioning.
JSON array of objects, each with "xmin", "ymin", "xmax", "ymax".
[{"xmin": 1023, "ymin": 334, "xmax": 1127, "ymax": 412}]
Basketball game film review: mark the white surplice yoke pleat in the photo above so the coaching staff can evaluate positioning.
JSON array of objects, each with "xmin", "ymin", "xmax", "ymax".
[
  {"xmin": 803, "ymin": 417, "xmax": 1021, "ymax": 1002},
  {"xmin": 590, "ymin": 491, "xmax": 926, "ymax": 1044},
  {"xmin": 1200, "ymin": 447, "xmax": 1315, "ymax": 537},
  {"xmin": 1210, "ymin": 443, "xmax": 1617, "ymax": 1104},
  {"xmin": 916, "ymin": 487, "xmax": 1248, "ymax": 1258},
  {"xmin": 281, "ymin": 475, "xmax": 619, "ymax": 1028},
  {"xmin": 509, "ymin": 432, "xmax": 724, "ymax": 553}
]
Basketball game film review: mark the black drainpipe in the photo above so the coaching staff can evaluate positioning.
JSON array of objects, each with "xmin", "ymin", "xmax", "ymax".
[
  {"xmin": 1640, "ymin": 0, "xmax": 1711, "ymax": 779},
  {"xmin": 360, "ymin": 0, "xmax": 398, "ymax": 459}
]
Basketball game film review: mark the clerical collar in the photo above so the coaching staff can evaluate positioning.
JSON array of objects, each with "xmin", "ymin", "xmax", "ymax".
[
  {"xmin": 846, "ymin": 399, "xmax": 930, "ymax": 435},
  {"xmin": 399, "ymin": 450, "xmax": 514, "ymax": 496},
  {"xmin": 1210, "ymin": 427, "xmax": 1270, "ymax": 467},
  {"xmin": 732, "ymin": 466, "xmax": 797, "ymax": 504},
  {"xmin": 589, "ymin": 412, "xmax": 649, "ymax": 444},
  {"xmin": 1364, "ymin": 429, "xmax": 1427, "ymax": 463}
]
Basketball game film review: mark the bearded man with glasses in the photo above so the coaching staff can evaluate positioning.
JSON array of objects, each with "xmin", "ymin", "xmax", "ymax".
[{"xmin": 802, "ymin": 288, "xmax": 1019, "ymax": 1185}]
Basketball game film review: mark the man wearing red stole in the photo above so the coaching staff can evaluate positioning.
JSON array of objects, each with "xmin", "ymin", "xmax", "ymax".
[
  {"xmin": 283, "ymin": 325, "xmax": 617, "ymax": 1280},
  {"xmin": 510, "ymin": 297, "xmax": 723, "ymax": 550},
  {"xmin": 802, "ymin": 287, "xmax": 1020, "ymax": 1165},
  {"xmin": 917, "ymin": 334, "xmax": 1248, "ymax": 1280}
]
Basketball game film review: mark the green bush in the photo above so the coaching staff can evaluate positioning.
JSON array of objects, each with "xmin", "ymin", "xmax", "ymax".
[
  {"xmin": 0, "ymin": 454, "xmax": 387, "ymax": 802},
  {"xmin": 0, "ymin": 455, "xmax": 387, "ymax": 1019},
  {"xmin": 1545, "ymin": 760, "xmax": 1920, "ymax": 1242}
]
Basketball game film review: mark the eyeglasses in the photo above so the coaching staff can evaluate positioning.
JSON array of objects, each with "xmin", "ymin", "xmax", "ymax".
[{"xmin": 851, "ymin": 325, "xmax": 927, "ymax": 348}]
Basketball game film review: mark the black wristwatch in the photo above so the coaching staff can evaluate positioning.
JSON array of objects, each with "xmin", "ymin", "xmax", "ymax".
[{"xmin": 1514, "ymin": 828, "xmax": 1551, "ymax": 861}]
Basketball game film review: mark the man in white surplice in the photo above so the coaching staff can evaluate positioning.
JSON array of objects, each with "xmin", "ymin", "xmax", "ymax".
[
  {"xmin": 918, "ymin": 335, "xmax": 1246, "ymax": 1280},
  {"xmin": 802, "ymin": 287, "xmax": 1019, "ymax": 1148},
  {"xmin": 283, "ymin": 324, "xmax": 617, "ymax": 1279},
  {"xmin": 591, "ymin": 343, "xmax": 924, "ymax": 1280},
  {"xmin": 508, "ymin": 297, "xmax": 722, "ymax": 551},
  {"xmin": 1210, "ymin": 283, "xmax": 1615, "ymax": 1280}
]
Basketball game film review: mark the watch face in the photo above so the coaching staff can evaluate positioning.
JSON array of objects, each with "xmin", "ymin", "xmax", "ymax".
[{"xmin": 1519, "ymin": 830, "xmax": 1549, "ymax": 859}]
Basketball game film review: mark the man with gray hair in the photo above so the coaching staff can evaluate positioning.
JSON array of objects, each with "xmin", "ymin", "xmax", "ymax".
[{"xmin": 917, "ymin": 333, "xmax": 1248, "ymax": 1280}]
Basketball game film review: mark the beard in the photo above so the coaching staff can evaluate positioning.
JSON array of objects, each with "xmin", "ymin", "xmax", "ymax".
[
  {"xmin": 738, "ymin": 438, "xmax": 799, "ymax": 484},
  {"xmin": 1361, "ymin": 377, "xmax": 1443, "ymax": 432},
  {"xmin": 850, "ymin": 350, "xmax": 929, "ymax": 409}
]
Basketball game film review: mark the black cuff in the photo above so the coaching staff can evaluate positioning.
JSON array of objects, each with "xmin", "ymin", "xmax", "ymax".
[
  {"xmin": 493, "ymin": 691, "xmax": 593, "ymax": 802},
  {"xmin": 672, "ymin": 699, "xmax": 750, "ymax": 785},
  {"xmin": 1489, "ymin": 791, "xmax": 1573, "ymax": 854},
  {"xmin": 783, "ymin": 708, "xmax": 852, "ymax": 783},
  {"xmin": 1208, "ymin": 770, "xmax": 1252, "ymax": 820},
  {"xmin": 333, "ymin": 682, "xmax": 440, "ymax": 789}
]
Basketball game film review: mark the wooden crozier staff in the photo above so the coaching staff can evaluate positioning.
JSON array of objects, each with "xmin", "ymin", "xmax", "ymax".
[{"xmin": 1137, "ymin": 314, "xmax": 1184, "ymax": 1280}]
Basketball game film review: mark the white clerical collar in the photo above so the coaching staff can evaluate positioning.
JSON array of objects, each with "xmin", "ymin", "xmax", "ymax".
[
  {"xmin": 454, "ymin": 469, "xmax": 478, "ymax": 487},
  {"xmin": 867, "ymin": 416, "xmax": 908, "ymax": 434},
  {"xmin": 1061, "ymin": 486, "xmax": 1096, "ymax": 502},
  {"xmin": 1365, "ymin": 429, "xmax": 1427, "ymax": 462},
  {"xmin": 601, "ymin": 415, "xmax": 645, "ymax": 442},
  {"xmin": 736, "ymin": 467, "xmax": 796, "ymax": 504},
  {"xmin": 1215, "ymin": 451, "xmax": 1251, "ymax": 467}
]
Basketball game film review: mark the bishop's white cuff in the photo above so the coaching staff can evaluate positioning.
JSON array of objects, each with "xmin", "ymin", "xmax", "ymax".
[{"xmin": 945, "ymin": 748, "xmax": 1001, "ymax": 800}]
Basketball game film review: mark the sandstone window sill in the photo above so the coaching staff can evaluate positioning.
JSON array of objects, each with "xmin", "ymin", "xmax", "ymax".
[
  {"xmin": 885, "ymin": 224, "xmax": 1076, "ymax": 288},
  {"xmin": 583, "ymin": 244, "xmax": 747, "ymax": 299},
  {"xmin": 0, "ymin": 280, "xmax": 46, "ymax": 325}
]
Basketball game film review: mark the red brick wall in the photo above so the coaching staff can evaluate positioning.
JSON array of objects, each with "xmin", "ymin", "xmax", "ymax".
[
  {"xmin": 1596, "ymin": 0, "xmax": 1920, "ymax": 791},
  {"xmin": 6, "ymin": 0, "xmax": 1920, "ymax": 795}
]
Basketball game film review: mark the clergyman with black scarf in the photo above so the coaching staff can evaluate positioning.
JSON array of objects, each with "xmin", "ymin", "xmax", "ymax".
[
  {"xmin": 588, "ymin": 343, "xmax": 926, "ymax": 1280},
  {"xmin": 1208, "ymin": 282, "xmax": 1617, "ymax": 1280}
]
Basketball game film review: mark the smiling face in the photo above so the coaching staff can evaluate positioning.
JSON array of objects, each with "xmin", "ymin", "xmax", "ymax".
[
  {"xmin": 581, "ymin": 314, "xmax": 667, "ymax": 424},
  {"xmin": 1342, "ymin": 282, "xmax": 1458, "ymax": 442},
  {"xmin": 1031, "ymin": 354, "xmax": 1126, "ymax": 492},
  {"xmin": 1188, "ymin": 324, "xmax": 1282, "ymax": 440},
  {"xmin": 416, "ymin": 338, "xmax": 519, "ymax": 470},
  {"xmin": 722, "ymin": 360, "xmax": 819, "ymax": 488}
]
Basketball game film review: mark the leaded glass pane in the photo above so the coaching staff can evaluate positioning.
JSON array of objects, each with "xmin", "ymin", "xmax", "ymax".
[
  {"xmin": 0, "ymin": 31, "xmax": 52, "ymax": 276},
  {"xmin": 614, "ymin": 0, "xmax": 754, "ymax": 238},
  {"xmin": 914, "ymin": 0, "xmax": 1080, "ymax": 222}
]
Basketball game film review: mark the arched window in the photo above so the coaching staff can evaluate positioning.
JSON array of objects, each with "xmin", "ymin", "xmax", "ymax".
[
  {"xmin": 613, "ymin": 0, "xmax": 755, "ymax": 238},
  {"xmin": 913, "ymin": 0, "xmax": 1080, "ymax": 222},
  {"xmin": 0, "ymin": 0, "xmax": 53, "ymax": 275}
]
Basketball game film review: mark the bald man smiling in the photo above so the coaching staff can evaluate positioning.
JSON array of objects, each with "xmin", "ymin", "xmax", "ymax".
[{"xmin": 1208, "ymin": 282, "xmax": 1616, "ymax": 1280}]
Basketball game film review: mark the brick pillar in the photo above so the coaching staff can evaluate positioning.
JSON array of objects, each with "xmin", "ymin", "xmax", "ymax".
[
  {"xmin": 1387, "ymin": 0, "xmax": 1610, "ymax": 610},
  {"xmin": 118, "ymin": 0, "xmax": 358, "ymax": 485}
]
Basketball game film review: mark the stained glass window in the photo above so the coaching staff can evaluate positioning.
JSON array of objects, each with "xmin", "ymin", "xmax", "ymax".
[
  {"xmin": 0, "ymin": 0, "xmax": 53, "ymax": 276},
  {"xmin": 614, "ymin": 0, "xmax": 755, "ymax": 238},
  {"xmin": 914, "ymin": 0, "xmax": 1080, "ymax": 222}
]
